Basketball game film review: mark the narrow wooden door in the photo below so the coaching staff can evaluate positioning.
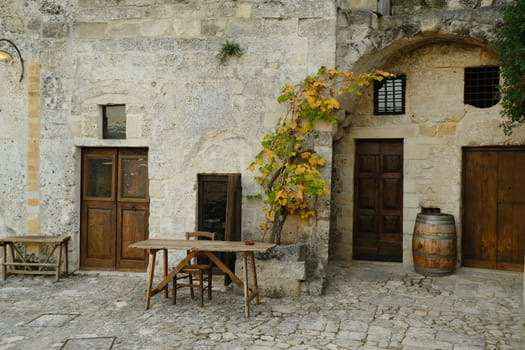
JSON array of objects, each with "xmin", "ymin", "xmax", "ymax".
[
  {"xmin": 463, "ymin": 147, "xmax": 525, "ymax": 271},
  {"xmin": 81, "ymin": 148, "xmax": 149, "ymax": 271},
  {"xmin": 197, "ymin": 174, "xmax": 241, "ymax": 242},
  {"xmin": 198, "ymin": 174, "xmax": 241, "ymax": 283},
  {"xmin": 353, "ymin": 140, "xmax": 403, "ymax": 262}
]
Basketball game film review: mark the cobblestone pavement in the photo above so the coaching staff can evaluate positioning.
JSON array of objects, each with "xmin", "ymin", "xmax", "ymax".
[{"xmin": 0, "ymin": 260, "xmax": 523, "ymax": 350}]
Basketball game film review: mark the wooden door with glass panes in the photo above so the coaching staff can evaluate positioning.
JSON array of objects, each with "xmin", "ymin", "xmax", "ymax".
[{"xmin": 80, "ymin": 148, "xmax": 149, "ymax": 271}]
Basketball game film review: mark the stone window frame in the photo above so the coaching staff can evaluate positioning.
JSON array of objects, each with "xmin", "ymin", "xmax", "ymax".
[
  {"xmin": 464, "ymin": 66, "xmax": 500, "ymax": 109},
  {"xmin": 102, "ymin": 104, "xmax": 127, "ymax": 140}
]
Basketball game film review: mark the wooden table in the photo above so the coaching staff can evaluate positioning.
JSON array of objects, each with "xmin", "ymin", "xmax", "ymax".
[
  {"xmin": 0, "ymin": 235, "xmax": 70, "ymax": 282},
  {"xmin": 129, "ymin": 239, "xmax": 275, "ymax": 317}
]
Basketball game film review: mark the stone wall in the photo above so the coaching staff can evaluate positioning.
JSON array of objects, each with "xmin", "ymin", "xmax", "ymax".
[
  {"xmin": 331, "ymin": 0, "xmax": 525, "ymax": 267},
  {"xmin": 0, "ymin": 0, "xmax": 521, "ymax": 295},
  {"xmin": 0, "ymin": 0, "xmax": 337, "ymax": 295}
]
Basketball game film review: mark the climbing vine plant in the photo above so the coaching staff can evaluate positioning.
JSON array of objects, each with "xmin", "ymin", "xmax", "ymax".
[
  {"xmin": 249, "ymin": 67, "xmax": 393, "ymax": 244},
  {"xmin": 491, "ymin": 0, "xmax": 525, "ymax": 135}
]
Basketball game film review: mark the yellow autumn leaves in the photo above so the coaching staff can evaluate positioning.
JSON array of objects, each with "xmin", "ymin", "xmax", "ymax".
[{"xmin": 250, "ymin": 66, "xmax": 392, "ymax": 243}]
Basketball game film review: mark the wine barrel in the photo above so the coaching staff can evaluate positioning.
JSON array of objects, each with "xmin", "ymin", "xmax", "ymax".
[{"xmin": 412, "ymin": 213, "xmax": 457, "ymax": 276}]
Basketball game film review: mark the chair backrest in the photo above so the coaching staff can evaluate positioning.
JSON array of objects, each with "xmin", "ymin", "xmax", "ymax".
[
  {"xmin": 185, "ymin": 231, "xmax": 216, "ymax": 263},
  {"xmin": 185, "ymin": 231, "xmax": 216, "ymax": 241}
]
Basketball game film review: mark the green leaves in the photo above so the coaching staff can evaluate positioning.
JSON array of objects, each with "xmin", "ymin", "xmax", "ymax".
[
  {"xmin": 491, "ymin": 0, "xmax": 525, "ymax": 134},
  {"xmin": 217, "ymin": 40, "xmax": 243, "ymax": 65},
  {"xmin": 249, "ymin": 67, "xmax": 391, "ymax": 243}
]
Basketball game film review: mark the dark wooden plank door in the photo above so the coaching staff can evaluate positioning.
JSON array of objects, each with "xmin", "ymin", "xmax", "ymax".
[
  {"xmin": 354, "ymin": 140, "xmax": 403, "ymax": 262},
  {"xmin": 463, "ymin": 148, "xmax": 525, "ymax": 271},
  {"xmin": 224, "ymin": 174, "xmax": 242, "ymax": 242},
  {"xmin": 198, "ymin": 174, "xmax": 241, "ymax": 284},
  {"xmin": 462, "ymin": 150, "xmax": 498, "ymax": 268},
  {"xmin": 197, "ymin": 174, "xmax": 241, "ymax": 242},
  {"xmin": 81, "ymin": 148, "xmax": 149, "ymax": 271}
]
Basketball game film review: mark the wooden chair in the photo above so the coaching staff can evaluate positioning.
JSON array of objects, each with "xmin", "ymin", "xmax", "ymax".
[{"xmin": 172, "ymin": 231, "xmax": 215, "ymax": 307}]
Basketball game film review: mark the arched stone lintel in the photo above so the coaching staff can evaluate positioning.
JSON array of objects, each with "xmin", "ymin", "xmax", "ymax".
[
  {"xmin": 353, "ymin": 32, "xmax": 495, "ymax": 74},
  {"xmin": 345, "ymin": 6, "xmax": 505, "ymax": 73},
  {"xmin": 335, "ymin": 10, "xmax": 501, "ymax": 135}
]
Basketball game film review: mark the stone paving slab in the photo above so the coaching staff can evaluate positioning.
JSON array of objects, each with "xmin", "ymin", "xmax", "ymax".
[{"xmin": 0, "ymin": 261, "xmax": 523, "ymax": 349}]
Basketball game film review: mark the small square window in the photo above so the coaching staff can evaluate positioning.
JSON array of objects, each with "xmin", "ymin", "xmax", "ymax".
[
  {"xmin": 374, "ymin": 75, "xmax": 406, "ymax": 115},
  {"xmin": 464, "ymin": 66, "xmax": 500, "ymax": 108},
  {"xmin": 103, "ymin": 105, "xmax": 126, "ymax": 139}
]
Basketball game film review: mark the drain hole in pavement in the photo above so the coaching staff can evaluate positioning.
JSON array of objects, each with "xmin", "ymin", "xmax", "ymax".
[
  {"xmin": 61, "ymin": 336, "xmax": 116, "ymax": 350},
  {"xmin": 28, "ymin": 313, "xmax": 79, "ymax": 327}
]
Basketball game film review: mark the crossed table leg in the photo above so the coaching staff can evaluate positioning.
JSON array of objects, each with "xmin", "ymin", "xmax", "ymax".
[{"xmin": 143, "ymin": 249, "xmax": 260, "ymax": 317}]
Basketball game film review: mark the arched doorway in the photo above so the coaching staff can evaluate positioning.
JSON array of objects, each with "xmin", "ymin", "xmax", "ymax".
[{"xmin": 331, "ymin": 33, "xmax": 521, "ymax": 271}]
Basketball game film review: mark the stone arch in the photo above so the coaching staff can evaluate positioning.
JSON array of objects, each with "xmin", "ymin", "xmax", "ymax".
[
  {"xmin": 352, "ymin": 33, "xmax": 495, "ymax": 73},
  {"xmin": 334, "ymin": 30, "xmax": 498, "ymax": 140},
  {"xmin": 331, "ymin": 18, "xmax": 504, "ymax": 264},
  {"xmin": 336, "ymin": 5, "xmax": 503, "ymax": 71}
]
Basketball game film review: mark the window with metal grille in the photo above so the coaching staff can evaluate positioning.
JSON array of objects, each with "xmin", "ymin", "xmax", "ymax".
[
  {"xmin": 464, "ymin": 66, "xmax": 500, "ymax": 108},
  {"xmin": 374, "ymin": 75, "xmax": 406, "ymax": 115}
]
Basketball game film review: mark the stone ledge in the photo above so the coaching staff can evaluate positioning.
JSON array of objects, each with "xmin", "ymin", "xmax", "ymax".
[
  {"xmin": 254, "ymin": 242, "xmax": 306, "ymax": 261},
  {"xmin": 237, "ymin": 243, "xmax": 307, "ymax": 297}
]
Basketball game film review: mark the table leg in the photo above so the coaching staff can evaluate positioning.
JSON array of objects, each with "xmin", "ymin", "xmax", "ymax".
[
  {"xmin": 242, "ymin": 252, "xmax": 249, "ymax": 318},
  {"xmin": 249, "ymin": 252, "xmax": 260, "ymax": 305},
  {"xmin": 56, "ymin": 242, "xmax": 62, "ymax": 282},
  {"xmin": 204, "ymin": 251, "xmax": 250, "ymax": 316},
  {"xmin": 151, "ymin": 253, "xmax": 196, "ymax": 299},
  {"xmin": 162, "ymin": 249, "xmax": 168, "ymax": 298},
  {"xmin": 204, "ymin": 252, "xmax": 243, "ymax": 286},
  {"xmin": 64, "ymin": 240, "xmax": 69, "ymax": 276},
  {"xmin": 145, "ymin": 249, "xmax": 157, "ymax": 310}
]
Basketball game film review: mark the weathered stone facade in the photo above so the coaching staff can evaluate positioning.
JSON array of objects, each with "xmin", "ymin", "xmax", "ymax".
[
  {"xmin": 0, "ymin": 0, "xmax": 521, "ymax": 296},
  {"xmin": 331, "ymin": 1, "xmax": 525, "ymax": 268}
]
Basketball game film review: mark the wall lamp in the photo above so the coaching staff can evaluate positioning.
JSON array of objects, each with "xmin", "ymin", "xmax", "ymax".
[{"xmin": 0, "ymin": 38, "xmax": 24, "ymax": 82}]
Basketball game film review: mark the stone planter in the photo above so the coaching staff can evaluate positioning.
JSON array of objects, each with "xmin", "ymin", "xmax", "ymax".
[{"xmin": 235, "ymin": 243, "xmax": 306, "ymax": 297}]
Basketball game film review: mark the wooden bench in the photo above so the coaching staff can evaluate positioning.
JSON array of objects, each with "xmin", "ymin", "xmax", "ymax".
[{"xmin": 0, "ymin": 235, "xmax": 70, "ymax": 282}]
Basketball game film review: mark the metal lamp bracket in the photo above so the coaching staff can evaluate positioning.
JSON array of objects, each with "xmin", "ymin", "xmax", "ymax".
[{"xmin": 0, "ymin": 38, "xmax": 24, "ymax": 82}]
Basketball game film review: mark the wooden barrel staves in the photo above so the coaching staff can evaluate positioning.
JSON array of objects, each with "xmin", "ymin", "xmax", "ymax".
[{"xmin": 412, "ymin": 213, "xmax": 457, "ymax": 276}]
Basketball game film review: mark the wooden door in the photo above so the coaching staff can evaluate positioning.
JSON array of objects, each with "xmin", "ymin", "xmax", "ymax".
[
  {"xmin": 197, "ymin": 174, "xmax": 241, "ymax": 242},
  {"xmin": 198, "ymin": 174, "xmax": 241, "ymax": 283},
  {"xmin": 81, "ymin": 148, "xmax": 149, "ymax": 271},
  {"xmin": 353, "ymin": 140, "xmax": 403, "ymax": 262},
  {"xmin": 463, "ymin": 147, "xmax": 525, "ymax": 271}
]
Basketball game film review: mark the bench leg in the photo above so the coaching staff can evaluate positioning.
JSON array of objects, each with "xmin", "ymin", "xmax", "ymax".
[
  {"xmin": 8, "ymin": 244, "xmax": 15, "ymax": 278},
  {"xmin": 56, "ymin": 240, "xmax": 69, "ymax": 281},
  {"xmin": 56, "ymin": 243, "xmax": 62, "ymax": 282},
  {"xmin": 1, "ymin": 243, "xmax": 6, "ymax": 281}
]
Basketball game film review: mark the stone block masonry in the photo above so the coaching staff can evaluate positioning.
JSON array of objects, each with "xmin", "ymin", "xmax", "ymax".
[{"xmin": 0, "ymin": 0, "xmax": 523, "ymax": 296}]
